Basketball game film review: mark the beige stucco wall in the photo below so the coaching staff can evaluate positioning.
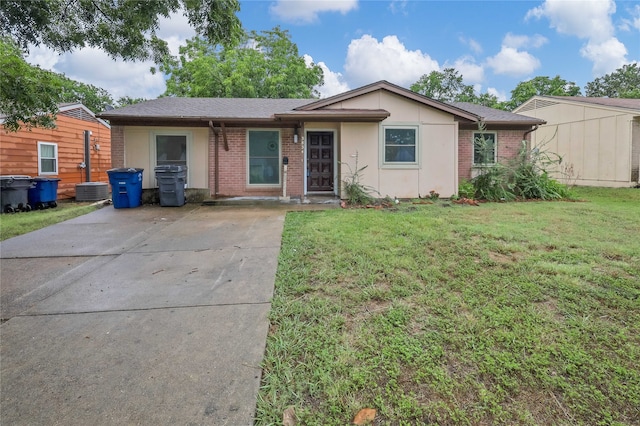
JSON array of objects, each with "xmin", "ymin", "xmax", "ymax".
[
  {"xmin": 123, "ymin": 126, "xmax": 209, "ymax": 189},
  {"xmin": 335, "ymin": 91, "xmax": 459, "ymax": 198},
  {"xmin": 521, "ymin": 102, "xmax": 636, "ymax": 187}
]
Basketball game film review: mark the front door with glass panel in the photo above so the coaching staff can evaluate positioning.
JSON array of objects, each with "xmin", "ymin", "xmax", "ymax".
[{"xmin": 307, "ymin": 131, "xmax": 334, "ymax": 192}]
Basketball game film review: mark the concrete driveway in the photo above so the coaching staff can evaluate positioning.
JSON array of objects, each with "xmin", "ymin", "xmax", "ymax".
[{"xmin": 0, "ymin": 204, "xmax": 286, "ymax": 425}]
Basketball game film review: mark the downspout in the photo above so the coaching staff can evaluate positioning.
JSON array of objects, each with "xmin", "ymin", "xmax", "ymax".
[
  {"xmin": 84, "ymin": 130, "xmax": 91, "ymax": 182},
  {"xmin": 209, "ymin": 121, "xmax": 220, "ymax": 198},
  {"xmin": 523, "ymin": 125, "xmax": 539, "ymax": 161}
]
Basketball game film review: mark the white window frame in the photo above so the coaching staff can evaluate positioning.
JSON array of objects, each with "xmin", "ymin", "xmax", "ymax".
[
  {"xmin": 380, "ymin": 124, "xmax": 420, "ymax": 169},
  {"xmin": 37, "ymin": 142, "xmax": 58, "ymax": 175},
  {"xmin": 472, "ymin": 131, "xmax": 498, "ymax": 166},
  {"xmin": 247, "ymin": 129, "xmax": 281, "ymax": 187},
  {"xmin": 150, "ymin": 130, "xmax": 192, "ymax": 186}
]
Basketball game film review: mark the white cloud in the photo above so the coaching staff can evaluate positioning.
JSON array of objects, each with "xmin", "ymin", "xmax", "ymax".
[
  {"xmin": 458, "ymin": 36, "xmax": 483, "ymax": 55},
  {"xmin": 447, "ymin": 56, "xmax": 484, "ymax": 84},
  {"xmin": 269, "ymin": 0, "xmax": 358, "ymax": 23},
  {"xmin": 486, "ymin": 87, "xmax": 508, "ymax": 102},
  {"xmin": 580, "ymin": 38, "xmax": 629, "ymax": 76},
  {"xmin": 503, "ymin": 33, "xmax": 548, "ymax": 49},
  {"xmin": 526, "ymin": 0, "xmax": 615, "ymax": 41},
  {"xmin": 486, "ymin": 46, "xmax": 541, "ymax": 77},
  {"xmin": 526, "ymin": 0, "xmax": 628, "ymax": 77},
  {"xmin": 344, "ymin": 35, "xmax": 439, "ymax": 87},
  {"xmin": 389, "ymin": 0, "xmax": 408, "ymax": 16},
  {"xmin": 23, "ymin": 11, "xmax": 199, "ymax": 101},
  {"xmin": 304, "ymin": 54, "xmax": 349, "ymax": 98}
]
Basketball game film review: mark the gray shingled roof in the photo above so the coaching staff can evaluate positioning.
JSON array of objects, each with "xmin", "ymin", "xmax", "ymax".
[
  {"xmin": 449, "ymin": 102, "xmax": 545, "ymax": 124},
  {"xmin": 98, "ymin": 97, "xmax": 315, "ymax": 120}
]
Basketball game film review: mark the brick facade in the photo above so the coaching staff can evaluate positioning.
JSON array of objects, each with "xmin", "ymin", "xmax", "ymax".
[
  {"xmin": 111, "ymin": 125, "xmax": 125, "ymax": 169},
  {"xmin": 209, "ymin": 127, "xmax": 304, "ymax": 198},
  {"xmin": 458, "ymin": 129, "xmax": 531, "ymax": 181}
]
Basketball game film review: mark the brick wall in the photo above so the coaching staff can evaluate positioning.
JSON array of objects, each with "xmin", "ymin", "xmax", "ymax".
[
  {"xmin": 111, "ymin": 125, "xmax": 125, "ymax": 168},
  {"xmin": 209, "ymin": 126, "xmax": 304, "ymax": 198},
  {"xmin": 458, "ymin": 129, "xmax": 530, "ymax": 181}
]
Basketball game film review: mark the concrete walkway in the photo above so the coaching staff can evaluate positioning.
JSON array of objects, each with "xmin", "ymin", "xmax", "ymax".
[{"xmin": 1, "ymin": 204, "xmax": 286, "ymax": 425}]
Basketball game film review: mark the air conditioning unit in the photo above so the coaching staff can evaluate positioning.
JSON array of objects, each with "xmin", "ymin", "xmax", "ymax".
[{"xmin": 75, "ymin": 182, "xmax": 109, "ymax": 201}]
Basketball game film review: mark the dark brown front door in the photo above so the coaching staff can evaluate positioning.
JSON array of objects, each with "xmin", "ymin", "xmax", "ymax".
[{"xmin": 307, "ymin": 131, "xmax": 334, "ymax": 192}]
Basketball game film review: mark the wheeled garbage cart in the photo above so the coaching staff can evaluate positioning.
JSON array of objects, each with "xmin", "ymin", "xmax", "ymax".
[
  {"xmin": 29, "ymin": 177, "xmax": 61, "ymax": 209},
  {"xmin": 0, "ymin": 175, "xmax": 34, "ymax": 213},
  {"xmin": 154, "ymin": 165, "xmax": 187, "ymax": 207},
  {"xmin": 107, "ymin": 168, "xmax": 144, "ymax": 209}
]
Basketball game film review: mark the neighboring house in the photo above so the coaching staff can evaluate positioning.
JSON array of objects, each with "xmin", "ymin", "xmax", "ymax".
[
  {"xmin": 97, "ymin": 81, "xmax": 543, "ymax": 200},
  {"xmin": 0, "ymin": 103, "xmax": 112, "ymax": 199},
  {"xmin": 515, "ymin": 96, "xmax": 640, "ymax": 187},
  {"xmin": 449, "ymin": 102, "xmax": 546, "ymax": 181}
]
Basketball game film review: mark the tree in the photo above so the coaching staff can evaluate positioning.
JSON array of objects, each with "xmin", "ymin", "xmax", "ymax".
[
  {"xmin": 0, "ymin": 38, "xmax": 62, "ymax": 131},
  {"xmin": 0, "ymin": 0, "xmax": 242, "ymax": 63},
  {"xmin": 410, "ymin": 68, "xmax": 505, "ymax": 108},
  {"xmin": 585, "ymin": 64, "xmax": 640, "ymax": 98},
  {"xmin": 504, "ymin": 75, "xmax": 581, "ymax": 111},
  {"xmin": 161, "ymin": 27, "xmax": 324, "ymax": 99},
  {"xmin": 411, "ymin": 68, "xmax": 475, "ymax": 103},
  {"xmin": 0, "ymin": 0, "xmax": 241, "ymax": 131}
]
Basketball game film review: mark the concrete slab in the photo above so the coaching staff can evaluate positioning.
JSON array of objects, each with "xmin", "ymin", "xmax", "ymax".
[
  {"xmin": 1, "ymin": 304, "xmax": 269, "ymax": 425},
  {"xmin": 0, "ymin": 204, "xmax": 286, "ymax": 424}
]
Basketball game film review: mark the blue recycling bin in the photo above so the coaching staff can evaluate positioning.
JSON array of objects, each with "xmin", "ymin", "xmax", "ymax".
[
  {"xmin": 107, "ymin": 168, "xmax": 144, "ymax": 209},
  {"xmin": 29, "ymin": 177, "xmax": 61, "ymax": 209}
]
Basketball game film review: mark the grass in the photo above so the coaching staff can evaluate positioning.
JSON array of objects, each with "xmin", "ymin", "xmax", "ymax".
[
  {"xmin": 0, "ymin": 201, "xmax": 101, "ymax": 241},
  {"xmin": 257, "ymin": 187, "xmax": 640, "ymax": 425}
]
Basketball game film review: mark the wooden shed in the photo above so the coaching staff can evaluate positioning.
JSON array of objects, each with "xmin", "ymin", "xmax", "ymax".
[{"xmin": 0, "ymin": 103, "xmax": 112, "ymax": 200}]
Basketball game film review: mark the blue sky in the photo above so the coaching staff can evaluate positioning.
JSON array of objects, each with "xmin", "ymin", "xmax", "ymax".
[{"xmin": 26, "ymin": 0, "xmax": 640, "ymax": 103}]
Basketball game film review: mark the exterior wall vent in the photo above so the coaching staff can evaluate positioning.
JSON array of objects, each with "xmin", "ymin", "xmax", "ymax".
[
  {"xmin": 519, "ymin": 99, "xmax": 560, "ymax": 113},
  {"xmin": 75, "ymin": 182, "xmax": 109, "ymax": 201}
]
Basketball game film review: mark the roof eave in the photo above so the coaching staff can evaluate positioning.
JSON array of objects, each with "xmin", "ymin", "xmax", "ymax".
[{"xmin": 274, "ymin": 110, "xmax": 391, "ymax": 122}]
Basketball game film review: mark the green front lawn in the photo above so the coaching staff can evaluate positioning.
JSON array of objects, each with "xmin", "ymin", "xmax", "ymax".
[
  {"xmin": 257, "ymin": 187, "xmax": 640, "ymax": 425},
  {"xmin": 0, "ymin": 201, "xmax": 100, "ymax": 241}
]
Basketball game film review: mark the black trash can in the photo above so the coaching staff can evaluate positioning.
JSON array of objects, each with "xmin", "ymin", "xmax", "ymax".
[
  {"xmin": 154, "ymin": 165, "xmax": 187, "ymax": 207},
  {"xmin": 107, "ymin": 168, "xmax": 144, "ymax": 209},
  {"xmin": 0, "ymin": 175, "xmax": 34, "ymax": 213}
]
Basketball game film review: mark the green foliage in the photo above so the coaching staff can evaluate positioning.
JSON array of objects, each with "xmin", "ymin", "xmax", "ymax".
[
  {"xmin": 504, "ymin": 75, "xmax": 581, "ymax": 111},
  {"xmin": 0, "ymin": 37, "xmax": 115, "ymax": 131},
  {"xmin": 0, "ymin": 0, "xmax": 241, "ymax": 130},
  {"xmin": 411, "ymin": 68, "xmax": 475, "ymax": 102},
  {"xmin": 0, "ymin": 37, "xmax": 61, "ymax": 131},
  {"xmin": 471, "ymin": 127, "xmax": 571, "ymax": 201},
  {"xmin": 585, "ymin": 63, "xmax": 640, "ymax": 98},
  {"xmin": 161, "ymin": 26, "xmax": 324, "ymax": 99},
  {"xmin": 457, "ymin": 179, "xmax": 475, "ymax": 199},
  {"xmin": 410, "ymin": 68, "xmax": 505, "ymax": 109},
  {"xmin": 0, "ymin": 202, "xmax": 100, "ymax": 241},
  {"xmin": 341, "ymin": 153, "xmax": 378, "ymax": 205},
  {"xmin": 0, "ymin": 0, "xmax": 242, "ymax": 63}
]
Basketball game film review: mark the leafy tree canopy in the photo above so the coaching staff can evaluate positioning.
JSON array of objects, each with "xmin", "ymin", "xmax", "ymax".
[
  {"xmin": 161, "ymin": 26, "xmax": 324, "ymax": 98},
  {"xmin": 411, "ymin": 68, "xmax": 475, "ymax": 103},
  {"xmin": 585, "ymin": 63, "xmax": 640, "ymax": 98},
  {"xmin": 504, "ymin": 75, "xmax": 581, "ymax": 111},
  {"xmin": 0, "ymin": 0, "xmax": 241, "ymax": 131},
  {"xmin": 0, "ymin": 0, "xmax": 242, "ymax": 63},
  {"xmin": 1, "ymin": 38, "xmax": 62, "ymax": 131},
  {"xmin": 410, "ymin": 68, "xmax": 502, "ymax": 108}
]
